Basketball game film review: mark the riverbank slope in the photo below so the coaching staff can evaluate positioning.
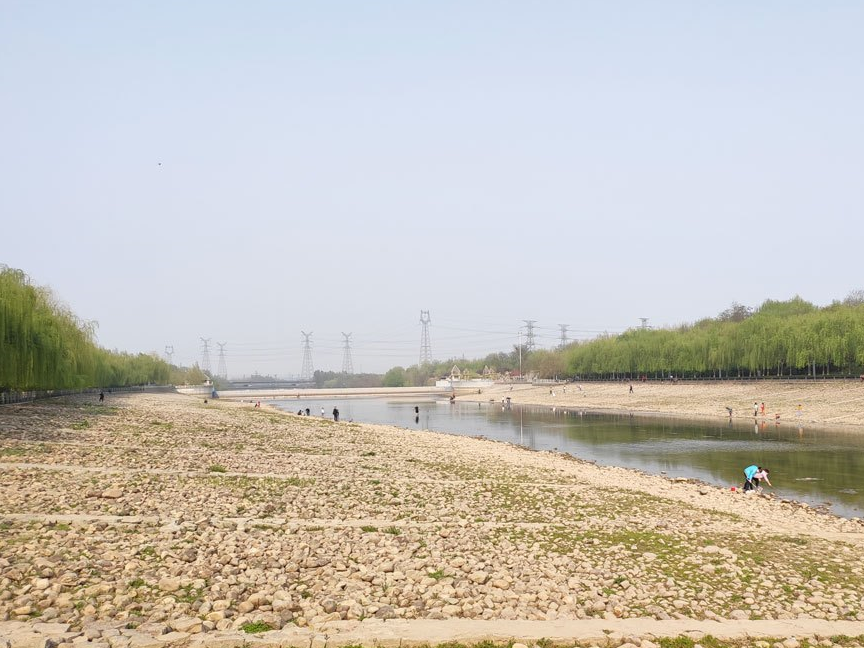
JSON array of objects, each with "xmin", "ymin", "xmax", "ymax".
[{"xmin": 1, "ymin": 392, "xmax": 864, "ymax": 647}]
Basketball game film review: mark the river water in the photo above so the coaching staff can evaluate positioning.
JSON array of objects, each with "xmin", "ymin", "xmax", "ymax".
[{"xmin": 272, "ymin": 396, "xmax": 864, "ymax": 519}]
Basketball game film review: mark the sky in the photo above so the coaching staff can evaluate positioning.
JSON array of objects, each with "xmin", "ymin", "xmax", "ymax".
[{"xmin": 2, "ymin": 1, "xmax": 863, "ymax": 377}]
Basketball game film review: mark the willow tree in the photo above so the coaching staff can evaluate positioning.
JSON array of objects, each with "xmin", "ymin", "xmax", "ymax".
[{"xmin": 1, "ymin": 266, "xmax": 173, "ymax": 391}]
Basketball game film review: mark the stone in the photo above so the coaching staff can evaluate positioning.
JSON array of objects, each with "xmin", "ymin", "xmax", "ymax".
[
  {"xmin": 169, "ymin": 617, "xmax": 202, "ymax": 634},
  {"xmin": 154, "ymin": 632, "xmax": 189, "ymax": 643},
  {"xmin": 128, "ymin": 637, "xmax": 162, "ymax": 648},
  {"xmin": 321, "ymin": 599, "xmax": 337, "ymax": 614},
  {"xmin": 5, "ymin": 634, "xmax": 57, "ymax": 648},
  {"xmin": 157, "ymin": 578, "xmax": 180, "ymax": 593},
  {"xmin": 468, "ymin": 571, "xmax": 489, "ymax": 585},
  {"xmin": 31, "ymin": 624, "xmax": 71, "ymax": 635},
  {"xmin": 374, "ymin": 605, "xmax": 396, "ymax": 619},
  {"xmin": 107, "ymin": 638, "xmax": 130, "ymax": 648},
  {"xmin": 101, "ymin": 489, "xmax": 123, "ymax": 499}
]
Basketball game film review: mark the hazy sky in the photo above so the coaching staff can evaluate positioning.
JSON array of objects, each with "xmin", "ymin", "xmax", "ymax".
[{"xmin": 2, "ymin": 2, "xmax": 862, "ymax": 377}]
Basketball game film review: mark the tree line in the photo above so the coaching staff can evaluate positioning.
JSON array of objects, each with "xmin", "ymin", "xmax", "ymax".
[
  {"xmin": 6, "ymin": 263, "xmax": 860, "ymax": 391},
  {"xmin": 562, "ymin": 295, "xmax": 864, "ymax": 379},
  {"xmin": 0, "ymin": 266, "xmax": 196, "ymax": 392},
  {"xmin": 386, "ymin": 294, "xmax": 864, "ymax": 385}
]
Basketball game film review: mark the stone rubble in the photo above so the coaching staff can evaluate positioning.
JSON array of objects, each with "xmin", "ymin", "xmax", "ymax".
[{"xmin": 1, "ymin": 391, "xmax": 864, "ymax": 647}]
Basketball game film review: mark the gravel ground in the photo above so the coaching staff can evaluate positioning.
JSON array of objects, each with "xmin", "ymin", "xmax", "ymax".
[{"xmin": 1, "ymin": 390, "xmax": 864, "ymax": 647}]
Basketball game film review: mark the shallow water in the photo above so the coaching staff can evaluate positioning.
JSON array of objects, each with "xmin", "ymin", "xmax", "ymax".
[{"xmin": 273, "ymin": 397, "xmax": 864, "ymax": 519}]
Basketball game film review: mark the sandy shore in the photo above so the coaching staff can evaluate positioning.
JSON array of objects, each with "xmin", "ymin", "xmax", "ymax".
[
  {"xmin": 2, "ymin": 389, "xmax": 864, "ymax": 647},
  {"xmin": 462, "ymin": 380, "xmax": 864, "ymax": 430}
]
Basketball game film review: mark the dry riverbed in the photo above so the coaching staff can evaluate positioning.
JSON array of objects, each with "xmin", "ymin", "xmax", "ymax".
[{"xmin": 2, "ymin": 391, "xmax": 864, "ymax": 647}]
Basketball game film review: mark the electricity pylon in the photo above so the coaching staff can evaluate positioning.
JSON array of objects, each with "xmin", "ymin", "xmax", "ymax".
[
  {"xmin": 216, "ymin": 342, "xmax": 227, "ymax": 380},
  {"xmin": 419, "ymin": 310, "xmax": 432, "ymax": 365},
  {"xmin": 341, "ymin": 332, "xmax": 354, "ymax": 375},
  {"xmin": 300, "ymin": 331, "xmax": 314, "ymax": 380},
  {"xmin": 199, "ymin": 338, "xmax": 211, "ymax": 374}
]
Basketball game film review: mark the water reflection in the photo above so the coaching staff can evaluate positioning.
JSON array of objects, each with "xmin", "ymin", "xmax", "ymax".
[{"xmin": 272, "ymin": 397, "xmax": 864, "ymax": 519}]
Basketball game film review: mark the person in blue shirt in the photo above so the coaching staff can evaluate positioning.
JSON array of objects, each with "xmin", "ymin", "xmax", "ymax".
[{"xmin": 743, "ymin": 465, "xmax": 771, "ymax": 492}]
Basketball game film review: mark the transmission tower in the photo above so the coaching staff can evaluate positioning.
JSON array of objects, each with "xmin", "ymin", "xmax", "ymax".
[
  {"xmin": 300, "ymin": 331, "xmax": 314, "ymax": 380},
  {"xmin": 640, "ymin": 318, "xmax": 650, "ymax": 330},
  {"xmin": 419, "ymin": 310, "xmax": 432, "ymax": 365},
  {"xmin": 216, "ymin": 342, "xmax": 228, "ymax": 380},
  {"xmin": 558, "ymin": 324, "xmax": 569, "ymax": 349},
  {"xmin": 341, "ymin": 332, "xmax": 354, "ymax": 375},
  {"xmin": 522, "ymin": 320, "xmax": 536, "ymax": 351},
  {"xmin": 164, "ymin": 345, "xmax": 174, "ymax": 365},
  {"xmin": 199, "ymin": 338, "xmax": 212, "ymax": 374}
]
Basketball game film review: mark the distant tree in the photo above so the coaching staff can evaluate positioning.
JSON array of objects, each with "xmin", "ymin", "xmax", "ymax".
[
  {"xmin": 313, "ymin": 370, "xmax": 383, "ymax": 388},
  {"xmin": 382, "ymin": 366, "xmax": 406, "ymax": 387},
  {"xmin": 170, "ymin": 364, "xmax": 207, "ymax": 385},
  {"xmin": 717, "ymin": 302, "xmax": 752, "ymax": 322},
  {"xmin": 525, "ymin": 349, "xmax": 567, "ymax": 379},
  {"xmin": 843, "ymin": 289, "xmax": 864, "ymax": 306},
  {"xmin": 755, "ymin": 296, "xmax": 816, "ymax": 318}
]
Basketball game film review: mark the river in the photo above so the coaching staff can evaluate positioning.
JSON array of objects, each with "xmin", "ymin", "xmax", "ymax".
[{"xmin": 272, "ymin": 396, "xmax": 864, "ymax": 519}]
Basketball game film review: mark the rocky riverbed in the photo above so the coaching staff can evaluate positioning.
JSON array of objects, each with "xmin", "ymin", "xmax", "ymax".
[{"xmin": 2, "ymin": 392, "xmax": 864, "ymax": 647}]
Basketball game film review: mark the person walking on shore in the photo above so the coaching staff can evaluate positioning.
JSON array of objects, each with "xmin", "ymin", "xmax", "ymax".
[{"xmin": 753, "ymin": 402, "xmax": 759, "ymax": 417}]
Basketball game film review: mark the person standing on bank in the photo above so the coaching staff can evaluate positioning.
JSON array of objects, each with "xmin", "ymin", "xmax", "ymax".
[{"xmin": 332, "ymin": 407, "xmax": 339, "ymax": 422}]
